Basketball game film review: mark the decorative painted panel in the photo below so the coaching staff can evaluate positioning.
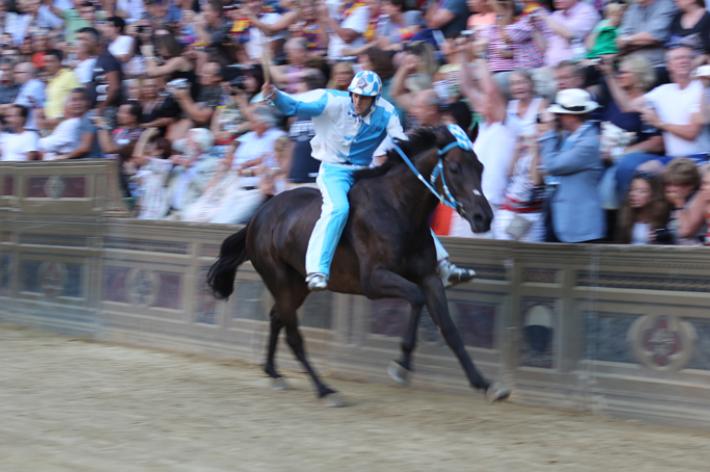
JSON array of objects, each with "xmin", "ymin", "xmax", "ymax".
[
  {"xmin": 577, "ymin": 270, "xmax": 710, "ymax": 292},
  {"xmin": 687, "ymin": 318, "xmax": 710, "ymax": 371},
  {"xmin": 584, "ymin": 312, "xmax": 635, "ymax": 364},
  {"xmin": 232, "ymin": 281, "xmax": 264, "ymax": 321},
  {"xmin": 300, "ymin": 291, "xmax": 332, "ymax": 329},
  {"xmin": 195, "ymin": 267, "xmax": 217, "ymax": 325},
  {"xmin": 0, "ymin": 253, "xmax": 11, "ymax": 295},
  {"xmin": 103, "ymin": 265, "xmax": 130, "ymax": 303},
  {"xmin": 451, "ymin": 300, "xmax": 496, "ymax": 349}
]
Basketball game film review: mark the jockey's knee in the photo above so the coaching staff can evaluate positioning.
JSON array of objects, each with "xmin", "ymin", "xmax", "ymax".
[{"xmin": 323, "ymin": 202, "xmax": 350, "ymax": 221}]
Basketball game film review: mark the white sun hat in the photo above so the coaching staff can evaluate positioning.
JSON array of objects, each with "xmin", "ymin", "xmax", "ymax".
[{"xmin": 547, "ymin": 88, "xmax": 600, "ymax": 115}]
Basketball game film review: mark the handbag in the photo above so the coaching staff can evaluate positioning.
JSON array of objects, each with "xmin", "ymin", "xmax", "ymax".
[{"xmin": 505, "ymin": 213, "xmax": 533, "ymax": 240}]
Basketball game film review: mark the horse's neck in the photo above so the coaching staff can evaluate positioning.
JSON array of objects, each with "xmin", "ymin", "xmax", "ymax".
[{"xmin": 383, "ymin": 151, "xmax": 441, "ymax": 227}]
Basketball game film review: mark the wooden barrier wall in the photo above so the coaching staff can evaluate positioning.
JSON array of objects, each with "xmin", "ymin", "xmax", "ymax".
[{"xmin": 1, "ymin": 160, "xmax": 709, "ymax": 429}]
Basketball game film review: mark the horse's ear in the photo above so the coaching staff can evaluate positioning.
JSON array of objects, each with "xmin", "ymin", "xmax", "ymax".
[{"xmin": 468, "ymin": 123, "xmax": 479, "ymax": 143}]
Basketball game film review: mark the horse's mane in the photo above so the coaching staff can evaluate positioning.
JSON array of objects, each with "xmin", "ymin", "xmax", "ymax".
[{"xmin": 354, "ymin": 127, "xmax": 449, "ymax": 181}]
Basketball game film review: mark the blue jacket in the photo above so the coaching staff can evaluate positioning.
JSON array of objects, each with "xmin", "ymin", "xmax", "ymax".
[
  {"xmin": 272, "ymin": 88, "xmax": 405, "ymax": 167},
  {"xmin": 540, "ymin": 122, "xmax": 606, "ymax": 242}
]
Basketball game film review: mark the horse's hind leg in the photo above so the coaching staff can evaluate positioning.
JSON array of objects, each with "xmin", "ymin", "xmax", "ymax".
[
  {"xmin": 282, "ymin": 313, "xmax": 343, "ymax": 406},
  {"xmin": 261, "ymin": 266, "xmax": 341, "ymax": 404},
  {"xmin": 263, "ymin": 308, "xmax": 287, "ymax": 389}
]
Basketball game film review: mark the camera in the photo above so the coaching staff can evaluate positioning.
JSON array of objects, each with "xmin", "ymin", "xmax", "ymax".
[{"xmin": 229, "ymin": 76, "xmax": 248, "ymax": 92}]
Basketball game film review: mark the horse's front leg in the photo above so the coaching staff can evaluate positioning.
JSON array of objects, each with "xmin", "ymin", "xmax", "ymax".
[
  {"xmin": 388, "ymin": 303, "xmax": 422, "ymax": 386},
  {"xmin": 420, "ymin": 274, "xmax": 510, "ymax": 402}
]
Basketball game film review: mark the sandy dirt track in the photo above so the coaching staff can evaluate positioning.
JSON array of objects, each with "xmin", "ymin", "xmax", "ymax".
[{"xmin": 1, "ymin": 325, "xmax": 709, "ymax": 472}]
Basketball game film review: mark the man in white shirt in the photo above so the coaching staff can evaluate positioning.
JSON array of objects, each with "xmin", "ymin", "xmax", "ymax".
[
  {"xmin": 101, "ymin": 16, "xmax": 135, "ymax": 64},
  {"xmin": 0, "ymin": 104, "xmax": 39, "ymax": 161},
  {"xmin": 13, "ymin": 61, "xmax": 45, "ymax": 131},
  {"xmin": 318, "ymin": 0, "xmax": 370, "ymax": 60},
  {"xmin": 611, "ymin": 45, "xmax": 708, "ymax": 196},
  {"xmin": 38, "ymin": 88, "xmax": 89, "ymax": 160}
]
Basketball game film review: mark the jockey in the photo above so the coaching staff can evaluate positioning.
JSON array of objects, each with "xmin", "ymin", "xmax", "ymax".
[{"xmin": 263, "ymin": 70, "xmax": 475, "ymax": 291}]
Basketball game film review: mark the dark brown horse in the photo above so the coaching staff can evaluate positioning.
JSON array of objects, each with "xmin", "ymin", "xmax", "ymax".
[{"xmin": 208, "ymin": 126, "xmax": 510, "ymax": 405}]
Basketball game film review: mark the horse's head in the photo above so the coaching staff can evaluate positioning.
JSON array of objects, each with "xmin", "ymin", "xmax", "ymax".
[{"xmin": 434, "ymin": 124, "xmax": 493, "ymax": 233}]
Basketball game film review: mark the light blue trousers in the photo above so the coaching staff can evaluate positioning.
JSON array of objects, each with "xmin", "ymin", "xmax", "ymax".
[{"xmin": 306, "ymin": 162, "xmax": 449, "ymax": 277}]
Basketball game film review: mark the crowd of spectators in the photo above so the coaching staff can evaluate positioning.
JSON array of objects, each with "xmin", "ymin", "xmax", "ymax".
[{"xmin": 0, "ymin": 0, "xmax": 709, "ymax": 245}]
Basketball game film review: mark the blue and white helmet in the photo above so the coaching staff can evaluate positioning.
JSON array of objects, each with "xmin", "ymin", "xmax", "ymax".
[{"xmin": 347, "ymin": 71, "xmax": 382, "ymax": 97}]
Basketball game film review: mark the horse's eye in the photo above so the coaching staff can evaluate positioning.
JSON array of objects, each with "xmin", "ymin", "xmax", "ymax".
[{"xmin": 448, "ymin": 162, "xmax": 461, "ymax": 174}]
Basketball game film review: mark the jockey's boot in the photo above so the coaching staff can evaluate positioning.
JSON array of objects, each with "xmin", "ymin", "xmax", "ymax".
[
  {"xmin": 438, "ymin": 259, "xmax": 476, "ymax": 288},
  {"xmin": 305, "ymin": 273, "xmax": 328, "ymax": 291}
]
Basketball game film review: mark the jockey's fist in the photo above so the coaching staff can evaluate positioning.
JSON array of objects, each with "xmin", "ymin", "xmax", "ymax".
[{"xmin": 262, "ymin": 82, "xmax": 276, "ymax": 100}]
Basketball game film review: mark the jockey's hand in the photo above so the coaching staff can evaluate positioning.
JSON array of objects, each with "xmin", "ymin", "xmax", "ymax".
[{"xmin": 262, "ymin": 82, "xmax": 276, "ymax": 100}]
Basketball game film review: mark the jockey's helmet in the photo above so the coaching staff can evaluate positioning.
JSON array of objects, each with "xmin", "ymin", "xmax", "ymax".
[{"xmin": 347, "ymin": 71, "xmax": 382, "ymax": 97}]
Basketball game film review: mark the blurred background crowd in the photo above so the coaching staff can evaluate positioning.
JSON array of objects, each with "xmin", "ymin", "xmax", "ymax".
[{"xmin": 0, "ymin": 0, "xmax": 709, "ymax": 245}]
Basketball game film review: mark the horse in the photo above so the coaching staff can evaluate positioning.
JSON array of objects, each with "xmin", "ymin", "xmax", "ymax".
[{"xmin": 207, "ymin": 125, "xmax": 511, "ymax": 406}]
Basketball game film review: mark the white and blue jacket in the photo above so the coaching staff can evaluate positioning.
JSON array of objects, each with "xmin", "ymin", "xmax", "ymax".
[{"xmin": 272, "ymin": 89, "xmax": 406, "ymax": 167}]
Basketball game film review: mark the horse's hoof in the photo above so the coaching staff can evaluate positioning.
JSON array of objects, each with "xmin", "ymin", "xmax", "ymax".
[
  {"xmin": 387, "ymin": 360, "xmax": 411, "ymax": 386},
  {"xmin": 322, "ymin": 392, "xmax": 347, "ymax": 408},
  {"xmin": 271, "ymin": 377, "xmax": 289, "ymax": 391},
  {"xmin": 485, "ymin": 382, "xmax": 511, "ymax": 403}
]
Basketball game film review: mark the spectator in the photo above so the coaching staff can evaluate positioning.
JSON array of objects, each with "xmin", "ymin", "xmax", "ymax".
[
  {"xmin": 73, "ymin": 32, "xmax": 98, "ymax": 85},
  {"xmin": 479, "ymin": 0, "xmax": 542, "ymax": 73},
  {"xmin": 328, "ymin": 60, "xmax": 355, "ymax": 91},
  {"xmin": 595, "ymin": 54, "xmax": 664, "ymax": 216},
  {"xmin": 144, "ymin": 30, "xmax": 197, "ymax": 98},
  {"xmin": 38, "ymin": 88, "xmax": 88, "ymax": 160},
  {"xmin": 287, "ymin": 70, "xmax": 325, "ymax": 184},
  {"xmin": 43, "ymin": 49, "xmax": 80, "ymax": 128},
  {"xmin": 616, "ymin": 172, "xmax": 671, "ymax": 243},
  {"xmin": 57, "ymin": 87, "xmax": 103, "ymax": 159},
  {"xmin": 164, "ymin": 127, "xmax": 219, "ymax": 219},
  {"xmin": 115, "ymin": 0, "xmax": 146, "ymax": 25},
  {"xmin": 425, "ymin": 0, "xmax": 470, "ymax": 38},
  {"xmin": 467, "ymin": 0, "xmax": 496, "ymax": 28},
  {"xmin": 676, "ymin": 163, "xmax": 710, "ymax": 243},
  {"xmin": 0, "ymin": 104, "xmax": 39, "ymax": 161},
  {"xmin": 95, "ymin": 101, "xmax": 143, "ymax": 157},
  {"xmin": 585, "ymin": 1, "xmax": 625, "ymax": 59},
  {"xmin": 456, "ymin": 42, "xmax": 516, "ymax": 236},
  {"xmin": 611, "ymin": 45, "xmax": 709, "ymax": 197},
  {"xmin": 506, "ymin": 69, "xmax": 549, "ymax": 138},
  {"xmin": 210, "ymin": 106, "xmax": 286, "ymax": 224},
  {"xmin": 662, "ymin": 157, "xmax": 703, "ymax": 244},
  {"xmin": 195, "ymin": 0, "xmax": 233, "ymax": 61},
  {"xmin": 271, "ymin": 37, "xmax": 321, "ymax": 94},
  {"xmin": 538, "ymin": 88, "xmax": 605, "ymax": 242},
  {"xmin": 13, "ymin": 61, "xmax": 45, "ymax": 130},
  {"xmin": 102, "ymin": 16, "xmax": 135, "ymax": 65},
  {"xmin": 138, "ymin": 76, "xmax": 179, "ymax": 132},
  {"xmin": 538, "ymin": 0, "xmax": 600, "ymax": 66},
  {"xmin": 170, "ymin": 60, "xmax": 223, "ymax": 133},
  {"xmin": 320, "ymin": 0, "xmax": 370, "ymax": 60},
  {"xmin": 77, "ymin": 27, "xmax": 123, "ymax": 114},
  {"xmin": 668, "ymin": 0, "xmax": 710, "ymax": 64},
  {"xmin": 617, "ymin": 0, "xmax": 677, "ymax": 69},
  {"xmin": 0, "ymin": 60, "xmax": 19, "ymax": 108},
  {"xmin": 374, "ymin": 0, "xmax": 423, "ymax": 49}
]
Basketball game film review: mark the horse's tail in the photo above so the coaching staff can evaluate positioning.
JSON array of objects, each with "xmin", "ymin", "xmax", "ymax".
[{"xmin": 207, "ymin": 226, "xmax": 249, "ymax": 300}]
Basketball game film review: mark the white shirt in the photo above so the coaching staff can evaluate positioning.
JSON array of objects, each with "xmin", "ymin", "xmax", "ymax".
[
  {"xmin": 75, "ymin": 58, "xmax": 97, "ymax": 84},
  {"xmin": 233, "ymin": 128, "xmax": 286, "ymax": 188},
  {"xmin": 327, "ymin": 5, "xmax": 370, "ymax": 60},
  {"xmin": 474, "ymin": 121, "xmax": 517, "ymax": 206},
  {"xmin": 246, "ymin": 13, "xmax": 283, "ymax": 61},
  {"xmin": 15, "ymin": 78, "xmax": 45, "ymax": 130},
  {"xmin": 645, "ymin": 80, "xmax": 706, "ymax": 157},
  {"xmin": 0, "ymin": 130, "xmax": 39, "ymax": 161},
  {"xmin": 109, "ymin": 35, "xmax": 134, "ymax": 59},
  {"xmin": 38, "ymin": 117, "xmax": 81, "ymax": 159},
  {"xmin": 116, "ymin": 0, "xmax": 145, "ymax": 23}
]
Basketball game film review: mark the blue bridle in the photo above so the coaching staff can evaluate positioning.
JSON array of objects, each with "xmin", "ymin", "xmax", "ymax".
[{"xmin": 391, "ymin": 124, "xmax": 475, "ymax": 216}]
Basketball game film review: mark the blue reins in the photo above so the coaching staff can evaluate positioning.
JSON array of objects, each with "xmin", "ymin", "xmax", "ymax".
[{"xmin": 391, "ymin": 141, "xmax": 466, "ymax": 215}]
